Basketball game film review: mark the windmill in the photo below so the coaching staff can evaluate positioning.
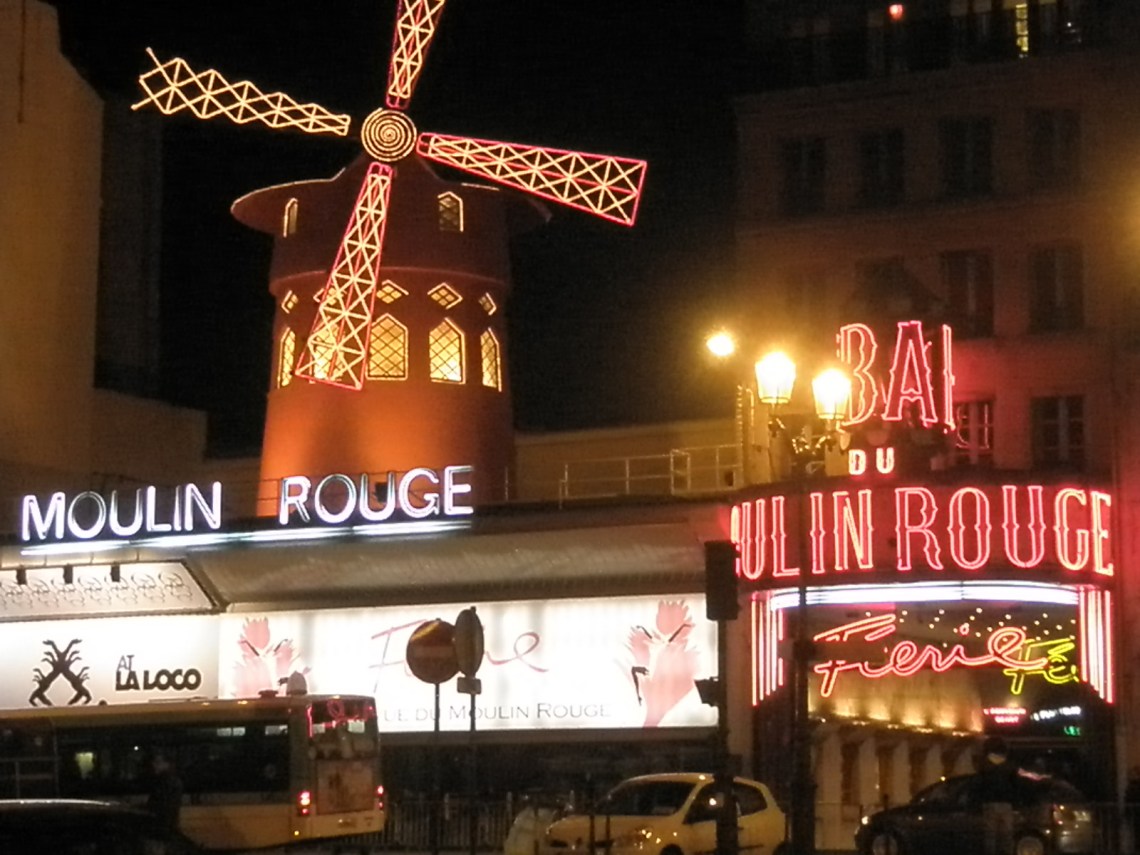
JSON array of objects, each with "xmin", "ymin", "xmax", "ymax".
[
  {"xmin": 132, "ymin": 1, "xmax": 648, "ymax": 511},
  {"xmin": 132, "ymin": 0, "xmax": 648, "ymax": 392}
]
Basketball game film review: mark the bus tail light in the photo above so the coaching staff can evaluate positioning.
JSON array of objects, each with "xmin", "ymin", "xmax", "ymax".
[
  {"xmin": 376, "ymin": 784, "xmax": 386, "ymax": 811},
  {"xmin": 297, "ymin": 789, "xmax": 313, "ymax": 817}
]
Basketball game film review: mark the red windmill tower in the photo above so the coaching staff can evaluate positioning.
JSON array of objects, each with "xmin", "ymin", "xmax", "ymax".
[{"xmin": 132, "ymin": 1, "xmax": 647, "ymax": 513}]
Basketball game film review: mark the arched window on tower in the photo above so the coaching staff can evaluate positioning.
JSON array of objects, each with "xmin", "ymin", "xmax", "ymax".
[
  {"xmin": 306, "ymin": 326, "xmax": 337, "ymax": 381},
  {"xmin": 480, "ymin": 329, "xmax": 501, "ymax": 390},
  {"xmin": 428, "ymin": 320, "xmax": 464, "ymax": 383},
  {"xmin": 368, "ymin": 314, "xmax": 408, "ymax": 380},
  {"xmin": 276, "ymin": 328, "xmax": 296, "ymax": 388},
  {"xmin": 282, "ymin": 197, "xmax": 299, "ymax": 237},
  {"xmin": 438, "ymin": 192, "xmax": 464, "ymax": 232}
]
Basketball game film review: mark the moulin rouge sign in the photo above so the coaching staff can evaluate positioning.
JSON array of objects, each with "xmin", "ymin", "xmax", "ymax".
[
  {"xmin": 20, "ymin": 466, "xmax": 474, "ymax": 545},
  {"xmin": 732, "ymin": 320, "xmax": 1114, "ymax": 582}
]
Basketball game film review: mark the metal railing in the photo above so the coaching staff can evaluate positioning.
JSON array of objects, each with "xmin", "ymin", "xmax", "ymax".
[
  {"xmin": 339, "ymin": 795, "xmax": 517, "ymax": 851},
  {"xmin": 2, "ymin": 445, "xmax": 745, "ymax": 534},
  {"xmin": 556, "ymin": 445, "xmax": 741, "ymax": 503}
]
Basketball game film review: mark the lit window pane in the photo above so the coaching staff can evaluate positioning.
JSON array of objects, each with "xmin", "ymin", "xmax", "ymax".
[
  {"xmin": 429, "ymin": 283, "xmax": 462, "ymax": 309},
  {"xmin": 277, "ymin": 329, "xmax": 296, "ymax": 388},
  {"xmin": 438, "ymin": 192, "xmax": 463, "ymax": 232},
  {"xmin": 480, "ymin": 330, "xmax": 501, "ymax": 390},
  {"xmin": 368, "ymin": 315, "xmax": 407, "ymax": 380},
  {"xmin": 429, "ymin": 321, "xmax": 464, "ymax": 383}
]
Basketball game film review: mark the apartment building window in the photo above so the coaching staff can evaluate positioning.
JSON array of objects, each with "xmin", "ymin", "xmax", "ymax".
[
  {"xmin": 953, "ymin": 399, "xmax": 994, "ymax": 467},
  {"xmin": 783, "ymin": 269, "xmax": 826, "ymax": 324},
  {"xmin": 858, "ymin": 129, "xmax": 905, "ymax": 208},
  {"xmin": 855, "ymin": 257, "xmax": 914, "ymax": 312},
  {"xmin": 780, "ymin": 136, "xmax": 826, "ymax": 217},
  {"xmin": 1032, "ymin": 395, "xmax": 1084, "ymax": 468},
  {"xmin": 940, "ymin": 117, "xmax": 993, "ymax": 198},
  {"xmin": 942, "ymin": 250, "xmax": 994, "ymax": 337},
  {"xmin": 1029, "ymin": 243, "xmax": 1083, "ymax": 332},
  {"xmin": 1028, "ymin": 108, "xmax": 1080, "ymax": 189}
]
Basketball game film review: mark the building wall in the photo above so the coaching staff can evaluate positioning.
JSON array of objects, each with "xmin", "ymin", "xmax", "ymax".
[
  {"xmin": 734, "ymin": 25, "xmax": 1140, "ymax": 849},
  {"xmin": 0, "ymin": 1, "xmax": 207, "ymax": 530},
  {"xmin": 0, "ymin": 0, "xmax": 101, "ymax": 480}
]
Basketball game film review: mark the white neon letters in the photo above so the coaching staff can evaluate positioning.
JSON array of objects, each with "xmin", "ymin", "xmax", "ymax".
[
  {"xmin": 277, "ymin": 466, "xmax": 474, "ymax": 526},
  {"xmin": 22, "ymin": 483, "xmax": 223, "ymax": 543}
]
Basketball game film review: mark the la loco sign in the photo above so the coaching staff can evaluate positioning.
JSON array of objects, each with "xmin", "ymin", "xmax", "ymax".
[{"xmin": 732, "ymin": 482, "xmax": 1113, "ymax": 581}]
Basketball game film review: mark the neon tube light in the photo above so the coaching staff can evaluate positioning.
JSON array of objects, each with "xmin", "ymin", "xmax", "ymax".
[
  {"xmin": 20, "ymin": 519, "xmax": 472, "ymax": 558},
  {"xmin": 812, "ymin": 613, "xmax": 1049, "ymax": 698},
  {"xmin": 766, "ymin": 580, "xmax": 1080, "ymax": 611},
  {"xmin": 733, "ymin": 483, "xmax": 1115, "ymax": 577}
]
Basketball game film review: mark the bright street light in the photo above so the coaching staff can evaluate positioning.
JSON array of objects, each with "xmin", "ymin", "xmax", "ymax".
[{"xmin": 705, "ymin": 330, "xmax": 738, "ymax": 359}]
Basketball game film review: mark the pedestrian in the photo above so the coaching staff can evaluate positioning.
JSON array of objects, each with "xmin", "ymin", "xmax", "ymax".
[
  {"xmin": 977, "ymin": 736, "xmax": 1019, "ymax": 855},
  {"xmin": 146, "ymin": 751, "xmax": 183, "ymax": 833}
]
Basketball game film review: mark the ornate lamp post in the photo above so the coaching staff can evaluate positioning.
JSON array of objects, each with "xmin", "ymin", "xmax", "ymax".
[{"xmin": 754, "ymin": 351, "xmax": 851, "ymax": 855}]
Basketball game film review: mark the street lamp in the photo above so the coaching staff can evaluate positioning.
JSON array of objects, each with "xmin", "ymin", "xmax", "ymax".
[{"xmin": 755, "ymin": 350, "xmax": 851, "ymax": 855}]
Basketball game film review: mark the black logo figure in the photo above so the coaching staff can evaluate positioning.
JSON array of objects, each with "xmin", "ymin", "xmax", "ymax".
[{"xmin": 29, "ymin": 639, "xmax": 92, "ymax": 706}]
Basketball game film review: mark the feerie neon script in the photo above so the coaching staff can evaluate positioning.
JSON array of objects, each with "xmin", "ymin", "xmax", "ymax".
[
  {"xmin": 20, "ymin": 465, "xmax": 474, "ymax": 543},
  {"xmin": 812, "ymin": 614, "xmax": 1050, "ymax": 698}
]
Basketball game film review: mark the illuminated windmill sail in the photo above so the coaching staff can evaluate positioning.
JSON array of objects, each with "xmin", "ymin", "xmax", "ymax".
[{"xmin": 133, "ymin": 0, "xmax": 648, "ymax": 391}]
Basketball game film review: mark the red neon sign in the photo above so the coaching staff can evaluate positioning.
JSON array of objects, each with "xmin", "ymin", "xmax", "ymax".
[
  {"xmin": 836, "ymin": 320, "xmax": 955, "ymax": 430},
  {"xmin": 812, "ymin": 614, "xmax": 1050, "ymax": 698},
  {"xmin": 731, "ymin": 483, "xmax": 1114, "ymax": 580}
]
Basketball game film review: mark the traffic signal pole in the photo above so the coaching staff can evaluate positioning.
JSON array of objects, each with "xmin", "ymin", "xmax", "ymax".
[{"xmin": 705, "ymin": 540, "xmax": 740, "ymax": 855}]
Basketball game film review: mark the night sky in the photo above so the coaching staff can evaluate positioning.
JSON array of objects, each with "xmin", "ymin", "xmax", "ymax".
[{"xmin": 50, "ymin": 0, "xmax": 746, "ymax": 455}]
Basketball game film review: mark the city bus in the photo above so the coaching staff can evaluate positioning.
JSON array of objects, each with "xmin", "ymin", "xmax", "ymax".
[{"xmin": 0, "ymin": 690, "xmax": 385, "ymax": 850}]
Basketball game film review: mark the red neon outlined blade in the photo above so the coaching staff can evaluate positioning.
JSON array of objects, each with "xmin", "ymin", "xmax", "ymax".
[
  {"xmin": 294, "ymin": 163, "xmax": 394, "ymax": 390},
  {"xmin": 386, "ymin": 0, "xmax": 449, "ymax": 110},
  {"xmin": 132, "ymin": 49, "xmax": 351, "ymax": 136},
  {"xmin": 417, "ymin": 133, "xmax": 647, "ymax": 225}
]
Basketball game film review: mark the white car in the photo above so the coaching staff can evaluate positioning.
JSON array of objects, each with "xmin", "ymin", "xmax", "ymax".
[{"xmin": 542, "ymin": 772, "xmax": 787, "ymax": 855}]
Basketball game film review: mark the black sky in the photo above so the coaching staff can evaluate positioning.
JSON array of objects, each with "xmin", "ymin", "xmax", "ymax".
[{"xmin": 52, "ymin": 0, "xmax": 746, "ymax": 455}]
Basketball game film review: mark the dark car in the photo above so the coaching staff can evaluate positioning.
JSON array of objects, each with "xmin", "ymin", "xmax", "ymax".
[
  {"xmin": 854, "ymin": 773, "xmax": 1096, "ymax": 855},
  {"xmin": 0, "ymin": 799, "xmax": 205, "ymax": 854}
]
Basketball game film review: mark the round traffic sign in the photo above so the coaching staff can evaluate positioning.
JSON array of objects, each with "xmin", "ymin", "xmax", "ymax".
[
  {"xmin": 405, "ymin": 618, "xmax": 459, "ymax": 684},
  {"xmin": 454, "ymin": 607, "xmax": 484, "ymax": 677}
]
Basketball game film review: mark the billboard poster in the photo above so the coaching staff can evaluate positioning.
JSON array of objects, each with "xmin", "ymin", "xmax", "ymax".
[
  {"xmin": 217, "ymin": 594, "xmax": 717, "ymax": 732},
  {"xmin": 0, "ymin": 615, "xmax": 219, "ymax": 708}
]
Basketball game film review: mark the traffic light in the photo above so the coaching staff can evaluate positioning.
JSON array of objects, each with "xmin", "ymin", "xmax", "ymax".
[{"xmin": 705, "ymin": 539, "xmax": 740, "ymax": 621}]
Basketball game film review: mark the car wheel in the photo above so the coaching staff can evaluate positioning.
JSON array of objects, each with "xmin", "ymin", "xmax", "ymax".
[
  {"xmin": 867, "ymin": 829, "xmax": 905, "ymax": 855},
  {"xmin": 1014, "ymin": 833, "xmax": 1047, "ymax": 855}
]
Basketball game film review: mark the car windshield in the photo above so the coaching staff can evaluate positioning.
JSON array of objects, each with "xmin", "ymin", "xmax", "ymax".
[
  {"xmin": 595, "ymin": 781, "xmax": 695, "ymax": 817},
  {"xmin": 911, "ymin": 779, "xmax": 958, "ymax": 806}
]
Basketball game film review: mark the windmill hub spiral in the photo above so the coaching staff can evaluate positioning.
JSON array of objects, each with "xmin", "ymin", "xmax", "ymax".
[{"xmin": 361, "ymin": 109, "xmax": 418, "ymax": 162}]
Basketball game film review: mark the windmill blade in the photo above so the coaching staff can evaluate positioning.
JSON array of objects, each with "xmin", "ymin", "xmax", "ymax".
[
  {"xmin": 386, "ymin": 0, "xmax": 449, "ymax": 110},
  {"xmin": 132, "ymin": 48, "xmax": 351, "ymax": 137},
  {"xmin": 294, "ymin": 162, "xmax": 394, "ymax": 390},
  {"xmin": 417, "ymin": 133, "xmax": 647, "ymax": 226}
]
